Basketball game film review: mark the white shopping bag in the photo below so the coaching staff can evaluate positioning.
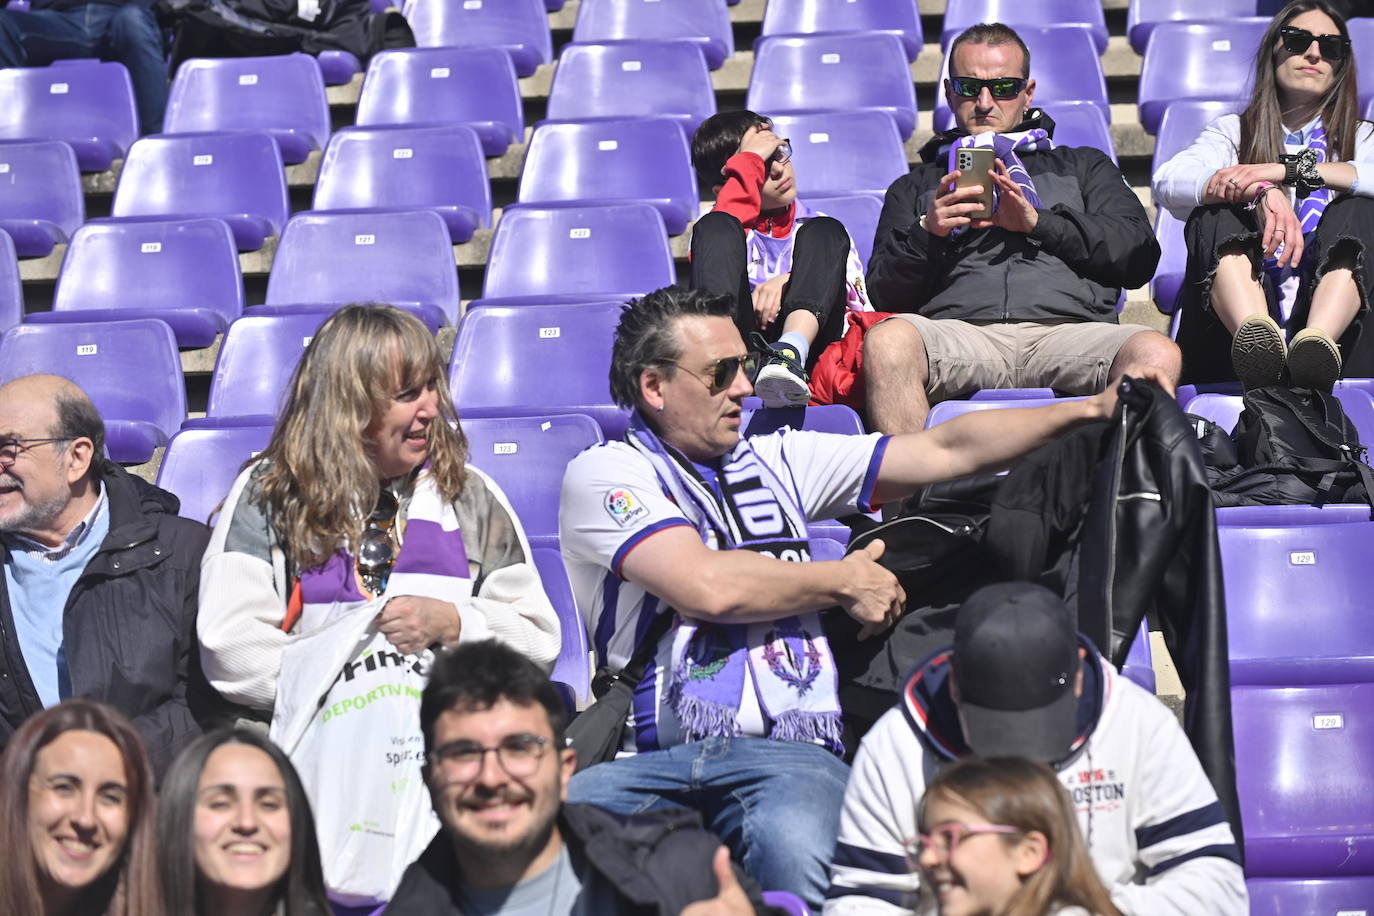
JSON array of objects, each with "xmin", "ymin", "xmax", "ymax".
[{"xmin": 270, "ymin": 604, "xmax": 439, "ymax": 906}]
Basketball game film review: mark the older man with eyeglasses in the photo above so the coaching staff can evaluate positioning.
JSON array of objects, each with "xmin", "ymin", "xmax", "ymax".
[
  {"xmin": 0, "ymin": 374, "xmax": 217, "ymax": 775},
  {"xmin": 862, "ymin": 22, "xmax": 1183, "ymax": 433}
]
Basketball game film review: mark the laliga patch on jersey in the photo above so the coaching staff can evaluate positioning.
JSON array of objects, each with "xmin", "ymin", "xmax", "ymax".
[{"xmin": 604, "ymin": 488, "xmax": 648, "ymax": 528}]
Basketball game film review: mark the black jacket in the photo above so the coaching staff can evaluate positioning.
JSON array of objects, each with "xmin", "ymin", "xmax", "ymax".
[
  {"xmin": 386, "ymin": 804, "xmax": 780, "ymax": 915},
  {"xmin": 866, "ymin": 110, "xmax": 1160, "ymax": 321},
  {"xmin": 0, "ymin": 460, "xmax": 216, "ymax": 776}
]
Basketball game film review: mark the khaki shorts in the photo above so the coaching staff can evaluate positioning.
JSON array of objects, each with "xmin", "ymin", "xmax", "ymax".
[{"xmin": 889, "ymin": 315, "xmax": 1145, "ymax": 401}]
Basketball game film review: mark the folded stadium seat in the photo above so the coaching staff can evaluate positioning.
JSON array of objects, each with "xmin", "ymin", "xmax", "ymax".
[
  {"xmin": 1151, "ymin": 208, "xmax": 1187, "ymax": 313},
  {"xmin": 263, "ymin": 210, "xmax": 460, "ymax": 328},
  {"xmin": 1137, "ymin": 19, "xmax": 1269, "ymax": 134},
  {"xmin": 311, "ymin": 124, "xmax": 491, "ymax": 244},
  {"xmin": 759, "ymin": 892, "xmax": 809, "ymax": 916},
  {"xmin": 189, "ymin": 310, "xmax": 335, "ymax": 429},
  {"xmin": 1150, "ymin": 98, "xmax": 1245, "ymax": 177},
  {"xmin": 0, "ymin": 62, "xmax": 137, "ymax": 172},
  {"xmin": 404, "ymin": 0, "xmax": 551, "ymax": 77},
  {"xmin": 1351, "ymin": 19, "xmax": 1374, "ymax": 112},
  {"xmin": 450, "ymin": 301, "xmax": 630, "ymax": 439},
  {"xmin": 759, "ymin": 0, "xmax": 923, "ymax": 61},
  {"xmin": 0, "ymin": 318, "xmax": 185, "ymax": 463},
  {"xmin": 1039, "ymin": 101, "xmax": 1115, "ymax": 162},
  {"xmin": 531, "ymin": 546, "xmax": 591, "ymax": 704},
  {"xmin": 941, "ymin": 0, "xmax": 1108, "ymax": 54},
  {"xmin": 517, "ymin": 117, "xmax": 698, "ymax": 235},
  {"xmin": 0, "ymin": 140, "xmax": 84, "ymax": 257},
  {"xmin": 1120, "ymin": 621, "xmax": 1155, "ymax": 693},
  {"xmin": 802, "ymin": 194, "xmax": 882, "ymax": 267},
  {"xmin": 108, "ymin": 132, "xmax": 288, "ymax": 252},
  {"xmin": 155, "ymin": 424, "xmax": 275, "ymax": 525},
  {"xmin": 475, "ymin": 203, "xmax": 674, "ymax": 306},
  {"xmin": 932, "ymin": 26, "xmax": 1108, "ymax": 133},
  {"xmin": 0, "ymin": 231, "xmax": 22, "ymax": 334},
  {"xmin": 546, "ymin": 41, "xmax": 716, "ymax": 135},
  {"xmin": 316, "ymin": 51, "xmax": 362, "ymax": 87},
  {"xmin": 1126, "ymin": 0, "xmax": 1260, "ymax": 55},
  {"xmin": 163, "ymin": 54, "xmax": 330, "ymax": 165},
  {"xmin": 1233, "ymin": 682, "xmax": 1374, "ymax": 875},
  {"xmin": 354, "ymin": 47, "xmax": 523, "ymax": 157},
  {"xmin": 571, "ymin": 0, "xmax": 733, "ymax": 70},
  {"xmin": 1185, "ymin": 389, "xmax": 1374, "ymax": 442},
  {"xmin": 26, "ymin": 218, "xmax": 242, "ymax": 349},
  {"xmin": 461, "ymin": 414, "xmax": 606, "ymax": 548},
  {"xmin": 1247, "ymin": 876, "xmax": 1374, "ymax": 914},
  {"xmin": 766, "ymin": 110, "xmax": 907, "ymax": 198},
  {"xmin": 748, "ymin": 33, "xmax": 917, "ymax": 140}
]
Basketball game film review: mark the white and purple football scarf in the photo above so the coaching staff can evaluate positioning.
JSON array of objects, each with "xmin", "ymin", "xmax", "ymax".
[
  {"xmin": 942, "ymin": 128, "xmax": 1054, "ymax": 236},
  {"xmin": 626, "ymin": 415, "xmax": 844, "ymax": 753},
  {"xmin": 1264, "ymin": 120, "xmax": 1334, "ymax": 319}
]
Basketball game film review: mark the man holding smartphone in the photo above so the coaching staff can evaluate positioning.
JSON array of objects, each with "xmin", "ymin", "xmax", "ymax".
[{"xmin": 861, "ymin": 23, "xmax": 1181, "ymax": 432}]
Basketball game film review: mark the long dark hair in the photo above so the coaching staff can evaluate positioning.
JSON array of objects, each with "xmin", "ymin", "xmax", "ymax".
[
  {"xmin": 157, "ymin": 728, "xmax": 330, "ymax": 916},
  {"xmin": 1239, "ymin": 0, "xmax": 1361, "ymax": 164},
  {"xmin": 0, "ymin": 700, "xmax": 164, "ymax": 916}
]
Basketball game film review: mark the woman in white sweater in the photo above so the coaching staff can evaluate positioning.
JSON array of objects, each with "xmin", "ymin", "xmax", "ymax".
[{"xmin": 1152, "ymin": 0, "xmax": 1374, "ymax": 388}]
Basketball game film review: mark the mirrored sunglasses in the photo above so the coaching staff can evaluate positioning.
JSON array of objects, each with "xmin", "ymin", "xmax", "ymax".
[{"xmin": 949, "ymin": 75, "xmax": 1028, "ymax": 99}]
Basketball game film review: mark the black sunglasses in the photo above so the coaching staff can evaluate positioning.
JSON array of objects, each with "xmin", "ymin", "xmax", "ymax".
[
  {"xmin": 664, "ymin": 354, "xmax": 758, "ymax": 394},
  {"xmin": 1278, "ymin": 26, "xmax": 1350, "ymax": 61},
  {"xmin": 948, "ymin": 75, "xmax": 1028, "ymax": 99}
]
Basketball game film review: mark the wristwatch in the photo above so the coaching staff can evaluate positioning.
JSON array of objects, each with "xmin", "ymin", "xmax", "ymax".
[{"xmin": 1278, "ymin": 147, "xmax": 1324, "ymax": 198}]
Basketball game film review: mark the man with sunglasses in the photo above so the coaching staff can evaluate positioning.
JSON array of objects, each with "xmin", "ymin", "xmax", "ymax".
[
  {"xmin": 0, "ymin": 374, "xmax": 218, "ymax": 775},
  {"xmin": 862, "ymin": 23, "xmax": 1181, "ymax": 432},
  {"xmin": 824, "ymin": 582, "xmax": 1247, "ymax": 915}
]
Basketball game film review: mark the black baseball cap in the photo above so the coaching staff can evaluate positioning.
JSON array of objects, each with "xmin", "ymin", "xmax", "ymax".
[{"xmin": 952, "ymin": 582, "xmax": 1081, "ymax": 763}]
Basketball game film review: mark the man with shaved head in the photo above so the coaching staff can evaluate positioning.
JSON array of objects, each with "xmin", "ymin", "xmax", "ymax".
[{"xmin": 0, "ymin": 374, "xmax": 216, "ymax": 773}]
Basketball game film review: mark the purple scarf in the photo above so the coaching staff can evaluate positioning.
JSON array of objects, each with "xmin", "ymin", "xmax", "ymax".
[{"xmin": 943, "ymin": 128, "xmax": 1054, "ymax": 235}]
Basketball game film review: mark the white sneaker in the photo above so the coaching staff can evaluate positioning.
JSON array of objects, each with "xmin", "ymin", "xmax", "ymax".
[{"xmin": 753, "ymin": 344, "xmax": 810, "ymax": 407}]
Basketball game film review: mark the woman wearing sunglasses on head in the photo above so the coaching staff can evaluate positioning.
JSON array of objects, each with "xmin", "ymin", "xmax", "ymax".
[
  {"xmin": 1153, "ymin": 0, "xmax": 1374, "ymax": 390},
  {"xmin": 158, "ymin": 728, "xmax": 332, "ymax": 916},
  {"xmin": 912, "ymin": 757, "xmax": 1121, "ymax": 916},
  {"xmin": 0, "ymin": 699, "xmax": 164, "ymax": 916}
]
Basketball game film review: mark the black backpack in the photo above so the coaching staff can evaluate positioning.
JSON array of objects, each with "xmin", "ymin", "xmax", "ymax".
[{"xmin": 1204, "ymin": 386, "xmax": 1374, "ymax": 511}]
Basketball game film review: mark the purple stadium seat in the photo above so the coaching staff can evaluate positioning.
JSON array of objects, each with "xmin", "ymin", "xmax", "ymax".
[
  {"xmin": 0, "ymin": 231, "xmax": 22, "ymax": 334},
  {"xmin": 405, "ymin": 0, "xmax": 552, "ymax": 77},
  {"xmin": 1233, "ymin": 682, "xmax": 1374, "ymax": 875},
  {"xmin": 767, "ymin": 110, "xmax": 907, "ymax": 198},
  {"xmin": 531, "ymin": 546, "xmax": 591, "ymax": 702},
  {"xmin": 969, "ymin": 388, "xmax": 1056, "ymax": 400},
  {"xmin": 1151, "ymin": 208, "xmax": 1187, "ymax": 313},
  {"xmin": 545, "ymin": 0, "xmax": 563, "ymax": 9},
  {"xmin": 748, "ymin": 33, "xmax": 917, "ymax": 139},
  {"xmin": 572, "ymin": 0, "xmax": 733, "ymax": 70},
  {"xmin": 164, "ymin": 55, "xmax": 330, "ymax": 165},
  {"xmin": 760, "ymin": 891, "xmax": 810, "ymax": 915},
  {"xmin": 479, "ymin": 203, "xmax": 674, "ymax": 304},
  {"xmin": 1041, "ymin": 102, "xmax": 1115, "ymax": 162},
  {"xmin": 354, "ymin": 47, "xmax": 522, "ymax": 157},
  {"xmin": 1186, "ymin": 389, "xmax": 1374, "ymax": 443},
  {"xmin": 155, "ymin": 425, "xmax": 274, "ymax": 524},
  {"xmin": 316, "ymin": 50, "xmax": 362, "ymax": 86},
  {"xmin": 462, "ymin": 414, "xmax": 605, "ymax": 548},
  {"xmin": 1126, "ymin": 0, "xmax": 1262, "ymax": 54},
  {"xmin": 1248, "ymin": 876, "xmax": 1374, "ymax": 914},
  {"xmin": 312, "ymin": 124, "xmax": 491, "ymax": 243},
  {"xmin": 1138, "ymin": 20, "xmax": 1268, "ymax": 134},
  {"xmin": 109, "ymin": 132, "xmax": 288, "ymax": 252},
  {"xmin": 0, "ymin": 140, "xmax": 84, "ymax": 257},
  {"xmin": 450, "ymin": 301, "xmax": 629, "ymax": 438},
  {"xmin": 265, "ymin": 210, "xmax": 460, "ymax": 328},
  {"xmin": 0, "ymin": 62, "xmax": 137, "ymax": 172},
  {"xmin": 0, "ymin": 319, "xmax": 185, "ymax": 463},
  {"xmin": 942, "ymin": 0, "xmax": 1108, "ymax": 54},
  {"xmin": 1121, "ymin": 621, "xmax": 1155, "ymax": 693},
  {"xmin": 1151, "ymin": 99, "xmax": 1245, "ymax": 177},
  {"xmin": 1220, "ymin": 519, "xmax": 1374, "ymax": 685},
  {"xmin": 760, "ymin": 0, "xmax": 924, "ymax": 61},
  {"xmin": 1216, "ymin": 503, "xmax": 1374, "ymax": 526},
  {"xmin": 805, "ymin": 194, "xmax": 883, "ymax": 267},
  {"xmin": 29, "ymin": 218, "xmax": 243, "ymax": 348},
  {"xmin": 199, "ymin": 311, "xmax": 334, "ymax": 425},
  {"xmin": 1351, "ymin": 19, "xmax": 1374, "ymax": 113},
  {"xmin": 1367, "ymin": 97, "xmax": 1374, "ymax": 124},
  {"xmin": 518, "ymin": 118, "xmax": 698, "ymax": 235},
  {"xmin": 933, "ymin": 26, "xmax": 1108, "ymax": 133},
  {"xmin": 547, "ymin": 41, "xmax": 716, "ymax": 133},
  {"xmin": 925, "ymin": 396, "xmax": 1067, "ymax": 428}
]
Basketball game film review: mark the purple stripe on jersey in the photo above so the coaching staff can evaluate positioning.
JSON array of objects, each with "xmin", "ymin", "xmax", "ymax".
[
  {"xmin": 593, "ymin": 574, "xmax": 621, "ymax": 668},
  {"xmin": 299, "ymin": 550, "xmax": 364, "ymax": 604},
  {"xmin": 858, "ymin": 435, "xmax": 892, "ymax": 514},
  {"xmin": 391, "ymin": 518, "xmax": 469, "ymax": 577},
  {"xmin": 611, "ymin": 517, "xmax": 692, "ymax": 578}
]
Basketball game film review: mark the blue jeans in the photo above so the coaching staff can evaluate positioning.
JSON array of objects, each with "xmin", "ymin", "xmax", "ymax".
[
  {"xmin": 567, "ymin": 736, "xmax": 850, "ymax": 910},
  {"xmin": 0, "ymin": 2, "xmax": 168, "ymax": 133}
]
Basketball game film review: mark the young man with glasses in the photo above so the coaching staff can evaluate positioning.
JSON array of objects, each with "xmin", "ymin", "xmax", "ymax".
[
  {"xmin": 689, "ymin": 111, "xmax": 870, "ymax": 408},
  {"xmin": 385, "ymin": 639, "xmax": 777, "ymax": 915},
  {"xmin": 0, "ymin": 374, "xmax": 217, "ymax": 775},
  {"xmin": 862, "ymin": 23, "xmax": 1182, "ymax": 432}
]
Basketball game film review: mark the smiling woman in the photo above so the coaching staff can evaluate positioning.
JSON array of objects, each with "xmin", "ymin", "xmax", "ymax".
[{"xmin": 0, "ymin": 699, "xmax": 162, "ymax": 916}]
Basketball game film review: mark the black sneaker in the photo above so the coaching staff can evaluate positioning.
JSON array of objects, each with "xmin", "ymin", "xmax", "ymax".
[
  {"xmin": 753, "ymin": 341, "xmax": 810, "ymax": 407},
  {"xmin": 1231, "ymin": 314, "xmax": 1287, "ymax": 390}
]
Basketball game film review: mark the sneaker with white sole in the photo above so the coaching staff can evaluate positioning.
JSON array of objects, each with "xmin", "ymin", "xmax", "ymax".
[
  {"xmin": 1287, "ymin": 327, "xmax": 1342, "ymax": 390},
  {"xmin": 1231, "ymin": 313, "xmax": 1287, "ymax": 390},
  {"xmin": 753, "ymin": 342, "xmax": 811, "ymax": 407}
]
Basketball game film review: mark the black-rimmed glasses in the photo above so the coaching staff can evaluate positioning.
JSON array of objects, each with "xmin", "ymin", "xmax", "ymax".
[
  {"xmin": 949, "ymin": 75, "xmax": 1028, "ymax": 99},
  {"xmin": 429, "ymin": 733, "xmax": 549, "ymax": 782},
  {"xmin": 663, "ymin": 353, "xmax": 758, "ymax": 395},
  {"xmin": 357, "ymin": 489, "xmax": 399, "ymax": 596},
  {"xmin": 0, "ymin": 437, "xmax": 75, "ymax": 466},
  {"xmin": 903, "ymin": 823, "xmax": 1024, "ymax": 862},
  {"xmin": 1279, "ymin": 26, "xmax": 1350, "ymax": 61}
]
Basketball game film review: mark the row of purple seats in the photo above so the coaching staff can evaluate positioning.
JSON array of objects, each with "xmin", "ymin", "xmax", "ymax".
[{"xmin": 1129, "ymin": 0, "xmax": 1288, "ymax": 53}]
